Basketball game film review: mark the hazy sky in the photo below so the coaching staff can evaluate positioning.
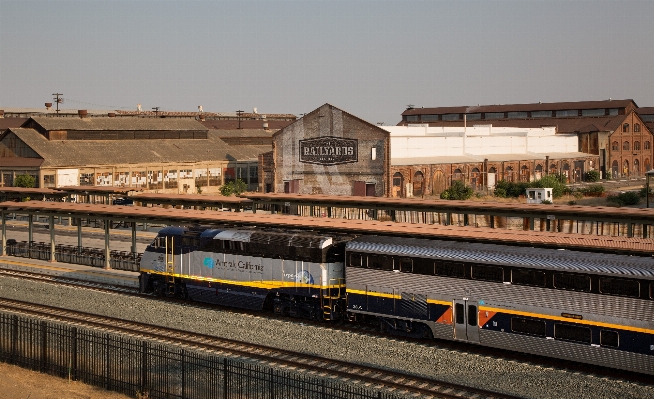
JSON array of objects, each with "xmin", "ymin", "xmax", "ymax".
[{"xmin": 1, "ymin": 0, "xmax": 652, "ymax": 125}]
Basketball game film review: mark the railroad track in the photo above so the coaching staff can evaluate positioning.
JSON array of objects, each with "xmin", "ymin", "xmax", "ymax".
[
  {"xmin": 0, "ymin": 268, "xmax": 139, "ymax": 294},
  {"xmin": 0, "ymin": 297, "xmax": 518, "ymax": 399}
]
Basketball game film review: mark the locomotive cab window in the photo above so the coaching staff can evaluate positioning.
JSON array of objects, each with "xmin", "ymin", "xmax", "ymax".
[
  {"xmin": 511, "ymin": 317, "xmax": 546, "ymax": 337},
  {"xmin": 512, "ymin": 268, "xmax": 546, "ymax": 287},
  {"xmin": 600, "ymin": 330, "xmax": 619, "ymax": 348},
  {"xmin": 599, "ymin": 277, "xmax": 640, "ymax": 298},
  {"xmin": 553, "ymin": 273, "xmax": 590, "ymax": 292},
  {"xmin": 368, "ymin": 254, "xmax": 393, "ymax": 271},
  {"xmin": 349, "ymin": 253, "xmax": 363, "ymax": 267},
  {"xmin": 554, "ymin": 323, "xmax": 591, "ymax": 344},
  {"xmin": 471, "ymin": 264, "xmax": 503, "ymax": 282}
]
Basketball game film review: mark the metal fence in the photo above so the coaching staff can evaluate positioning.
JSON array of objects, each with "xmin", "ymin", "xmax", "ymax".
[
  {"xmin": 0, "ymin": 312, "xmax": 402, "ymax": 399},
  {"xmin": 5, "ymin": 241, "xmax": 141, "ymax": 271}
]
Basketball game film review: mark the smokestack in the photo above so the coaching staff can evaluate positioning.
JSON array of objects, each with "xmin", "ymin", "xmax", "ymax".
[
  {"xmin": 78, "ymin": 109, "xmax": 88, "ymax": 118},
  {"xmin": 262, "ymin": 115, "xmax": 268, "ymax": 130}
]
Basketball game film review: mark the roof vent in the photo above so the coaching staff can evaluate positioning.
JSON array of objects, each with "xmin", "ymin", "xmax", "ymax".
[
  {"xmin": 137, "ymin": 103, "xmax": 142, "ymax": 112},
  {"xmin": 198, "ymin": 105, "xmax": 203, "ymax": 113},
  {"xmin": 45, "ymin": 103, "xmax": 53, "ymax": 110},
  {"xmin": 78, "ymin": 109, "xmax": 88, "ymax": 118}
]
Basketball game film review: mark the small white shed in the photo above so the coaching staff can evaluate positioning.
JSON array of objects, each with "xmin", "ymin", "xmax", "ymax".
[{"xmin": 526, "ymin": 188, "xmax": 552, "ymax": 204}]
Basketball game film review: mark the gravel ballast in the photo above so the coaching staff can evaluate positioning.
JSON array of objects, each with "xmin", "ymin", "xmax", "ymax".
[{"xmin": 0, "ymin": 275, "xmax": 652, "ymax": 399}]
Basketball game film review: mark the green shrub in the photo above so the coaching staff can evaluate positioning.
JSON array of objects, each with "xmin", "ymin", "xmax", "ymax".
[
  {"xmin": 541, "ymin": 199, "xmax": 552, "ymax": 204},
  {"xmin": 14, "ymin": 174, "xmax": 35, "ymax": 188},
  {"xmin": 494, "ymin": 180, "xmax": 529, "ymax": 198},
  {"xmin": 440, "ymin": 180, "xmax": 473, "ymax": 200},
  {"xmin": 578, "ymin": 184, "xmax": 605, "ymax": 196},
  {"xmin": 584, "ymin": 170, "xmax": 600, "ymax": 182},
  {"xmin": 530, "ymin": 175, "xmax": 567, "ymax": 199},
  {"xmin": 219, "ymin": 179, "xmax": 248, "ymax": 196},
  {"xmin": 607, "ymin": 191, "xmax": 641, "ymax": 206}
]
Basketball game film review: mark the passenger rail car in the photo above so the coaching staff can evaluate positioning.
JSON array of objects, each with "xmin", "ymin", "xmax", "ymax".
[
  {"xmin": 139, "ymin": 226, "xmax": 348, "ymax": 320},
  {"xmin": 345, "ymin": 235, "xmax": 654, "ymax": 375}
]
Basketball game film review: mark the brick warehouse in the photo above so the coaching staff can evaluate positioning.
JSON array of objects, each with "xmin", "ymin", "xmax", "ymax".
[{"xmin": 260, "ymin": 104, "xmax": 391, "ymax": 196}]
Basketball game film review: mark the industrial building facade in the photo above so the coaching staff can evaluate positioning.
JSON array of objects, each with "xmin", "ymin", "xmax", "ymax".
[
  {"xmin": 399, "ymin": 99, "xmax": 653, "ymax": 179},
  {"xmin": 0, "ymin": 116, "xmax": 265, "ymax": 192}
]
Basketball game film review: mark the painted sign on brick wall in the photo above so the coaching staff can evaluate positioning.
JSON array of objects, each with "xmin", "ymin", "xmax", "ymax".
[{"xmin": 298, "ymin": 136, "xmax": 358, "ymax": 166}]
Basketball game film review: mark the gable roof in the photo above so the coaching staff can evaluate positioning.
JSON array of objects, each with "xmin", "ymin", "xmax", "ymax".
[
  {"xmin": 24, "ymin": 116, "xmax": 207, "ymax": 132},
  {"xmin": 272, "ymin": 103, "xmax": 389, "ymax": 139},
  {"xmin": 5, "ymin": 128, "xmax": 262, "ymax": 168}
]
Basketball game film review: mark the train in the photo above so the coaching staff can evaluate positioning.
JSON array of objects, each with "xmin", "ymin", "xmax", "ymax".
[{"xmin": 139, "ymin": 225, "xmax": 654, "ymax": 375}]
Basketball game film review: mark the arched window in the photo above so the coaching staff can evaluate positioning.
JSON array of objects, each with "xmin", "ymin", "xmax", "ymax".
[
  {"xmin": 634, "ymin": 123, "xmax": 641, "ymax": 132},
  {"xmin": 645, "ymin": 141, "xmax": 651, "ymax": 150},
  {"xmin": 520, "ymin": 165, "xmax": 529, "ymax": 181},
  {"xmin": 646, "ymin": 158, "xmax": 651, "ymax": 172},
  {"xmin": 634, "ymin": 141, "xmax": 641, "ymax": 150},
  {"xmin": 634, "ymin": 159, "xmax": 640, "ymax": 175},
  {"xmin": 612, "ymin": 160, "xmax": 619, "ymax": 177},
  {"xmin": 413, "ymin": 171, "xmax": 424, "ymax": 196},
  {"xmin": 623, "ymin": 141, "xmax": 630, "ymax": 151},
  {"xmin": 392, "ymin": 172, "xmax": 403, "ymax": 187},
  {"xmin": 452, "ymin": 168, "xmax": 463, "ymax": 180},
  {"xmin": 612, "ymin": 141, "xmax": 619, "ymax": 151},
  {"xmin": 623, "ymin": 123, "xmax": 630, "ymax": 133},
  {"xmin": 488, "ymin": 167, "xmax": 497, "ymax": 174},
  {"xmin": 623, "ymin": 160, "xmax": 629, "ymax": 176},
  {"xmin": 535, "ymin": 164, "xmax": 543, "ymax": 172},
  {"xmin": 549, "ymin": 163, "xmax": 558, "ymax": 173}
]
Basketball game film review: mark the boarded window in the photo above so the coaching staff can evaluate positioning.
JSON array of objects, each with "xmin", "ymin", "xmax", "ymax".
[
  {"xmin": 600, "ymin": 330, "xmax": 619, "ymax": 348},
  {"xmin": 599, "ymin": 277, "xmax": 640, "ymax": 298},
  {"xmin": 554, "ymin": 273, "xmax": 590, "ymax": 292},
  {"xmin": 435, "ymin": 261, "xmax": 465, "ymax": 278},
  {"xmin": 511, "ymin": 318, "xmax": 546, "ymax": 337},
  {"xmin": 512, "ymin": 268, "xmax": 546, "ymax": 287},
  {"xmin": 471, "ymin": 264, "xmax": 503, "ymax": 282},
  {"xmin": 368, "ymin": 255, "xmax": 393, "ymax": 271},
  {"xmin": 555, "ymin": 323, "xmax": 591, "ymax": 344}
]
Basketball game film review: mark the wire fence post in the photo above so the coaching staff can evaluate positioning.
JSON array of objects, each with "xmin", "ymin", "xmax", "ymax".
[
  {"xmin": 11, "ymin": 314, "xmax": 18, "ymax": 363},
  {"xmin": 269, "ymin": 368, "xmax": 274, "ymax": 399},
  {"xmin": 71, "ymin": 327, "xmax": 78, "ymax": 380},
  {"xmin": 40, "ymin": 320, "xmax": 47, "ymax": 372},
  {"xmin": 223, "ymin": 357, "xmax": 228, "ymax": 399},
  {"xmin": 141, "ymin": 341, "xmax": 148, "ymax": 394},
  {"xmin": 105, "ymin": 334, "xmax": 111, "ymax": 391},
  {"xmin": 181, "ymin": 349, "xmax": 186, "ymax": 399}
]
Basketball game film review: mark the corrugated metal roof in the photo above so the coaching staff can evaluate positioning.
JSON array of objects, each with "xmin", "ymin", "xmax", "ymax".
[
  {"xmin": 402, "ymin": 100, "xmax": 636, "ymax": 116},
  {"xmin": 5, "ymin": 128, "xmax": 261, "ymax": 167},
  {"xmin": 29, "ymin": 116, "xmax": 207, "ymax": 132},
  {"xmin": 347, "ymin": 235, "xmax": 654, "ymax": 277}
]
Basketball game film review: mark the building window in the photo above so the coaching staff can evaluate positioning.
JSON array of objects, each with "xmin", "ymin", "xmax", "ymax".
[
  {"xmin": 484, "ymin": 112, "xmax": 505, "ymax": 119},
  {"xmin": 634, "ymin": 123, "xmax": 641, "ymax": 132},
  {"xmin": 442, "ymin": 113, "xmax": 460, "ymax": 121},
  {"xmin": 421, "ymin": 115, "xmax": 439, "ymax": 122},
  {"xmin": 80, "ymin": 173, "xmax": 94, "ymax": 186},
  {"xmin": 556, "ymin": 110, "xmax": 578, "ymax": 117},
  {"xmin": 581, "ymin": 109, "xmax": 606, "ymax": 117},
  {"xmin": 645, "ymin": 141, "xmax": 651, "ymax": 150},
  {"xmin": 406, "ymin": 115, "xmax": 419, "ymax": 122},
  {"xmin": 508, "ymin": 112, "xmax": 528, "ymax": 119},
  {"xmin": 641, "ymin": 115, "xmax": 654, "ymax": 122},
  {"xmin": 43, "ymin": 174, "xmax": 55, "ymax": 188},
  {"xmin": 611, "ymin": 141, "xmax": 619, "ymax": 151},
  {"xmin": 634, "ymin": 141, "xmax": 641, "ymax": 151},
  {"xmin": 531, "ymin": 110, "xmax": 552, "ymax": 118},
  {"xmin": 465, "ymin": 113, "xmax": 482, "ymax": 120},
  {"xmin": 623, "ymin": 141, "xmax": 630, "ymax": 151},
  {"xmin": 608, "ymin": 108, "xmax": 619, "ymax": 116},
  {"xmin": 392, "ymin": 172, "xmax": 403, "ymax": 187},
  {"xmin": 623, "ymin": 123, "xmax": 630, "ymax": 133},
  {"xmin": 249, "ymin": 166, "xmax": 258, "ymax": 184}
]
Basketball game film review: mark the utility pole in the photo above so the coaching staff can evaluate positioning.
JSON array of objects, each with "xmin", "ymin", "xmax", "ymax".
[
  {"xmin": 52, "ymin": 93, "xmax": 63, "ymax": 115},
  {"xmin": 236, "ymin": 110, "xmax": 244, "ymax": 129}
]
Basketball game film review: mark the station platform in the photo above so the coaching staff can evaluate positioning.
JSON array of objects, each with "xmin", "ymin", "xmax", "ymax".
[{"xmin": 0, "ymin": 256, "xmax": 139, "ymax": 289}]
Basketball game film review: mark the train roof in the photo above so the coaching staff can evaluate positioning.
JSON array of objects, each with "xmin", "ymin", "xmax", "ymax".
[{"xmin": 347, "ymin": 235, "xmax": 654, "ymax": 278}]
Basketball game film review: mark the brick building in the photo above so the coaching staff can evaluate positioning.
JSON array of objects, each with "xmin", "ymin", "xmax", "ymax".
[
  {"xmin": 261, "ymin": 104, "xmax": 390, "ymax": 196},
  {"xmin": 399, "ymin": 99, "xmax": 653, "ymax": 179}
]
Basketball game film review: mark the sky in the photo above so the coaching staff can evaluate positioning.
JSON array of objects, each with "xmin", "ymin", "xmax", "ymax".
[{"xmin": 1, "ymin": 0, "xmax": 653, "ymax": 125}]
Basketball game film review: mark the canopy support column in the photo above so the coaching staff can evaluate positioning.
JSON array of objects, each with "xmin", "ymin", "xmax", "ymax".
[{"xmin": 49, "ymin": 215, "xmax": 56, "ymax": 263}]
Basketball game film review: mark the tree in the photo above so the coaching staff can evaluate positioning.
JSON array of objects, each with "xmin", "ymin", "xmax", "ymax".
[
  {"xmin": 14, "ymin": 174, "xmax": 35, "ymax": 188},
  {"xmin": 440, "ymin": 180, "xmax": 473, "ymax": 200},
  {"xmin": 219, "ymin": 179, "xmax": 248, "ymax": 196}
]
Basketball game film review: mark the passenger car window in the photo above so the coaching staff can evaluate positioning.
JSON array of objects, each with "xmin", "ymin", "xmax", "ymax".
[
  {"xmin": 554, "ymin": 273, "xmax": 590, "ymax": 292},
  {"xmin": 599, "ymin": 277, "xmax": 640, "ymax": 298},
  {"xmin": 512, "ymin": 268, "xmax": 546, "ymax": 287}
]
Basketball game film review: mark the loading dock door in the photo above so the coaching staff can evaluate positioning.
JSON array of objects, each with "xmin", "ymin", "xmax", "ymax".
[{"xmin": 453, "ymin": 299, "xmax": 480, "ymax": 343}]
